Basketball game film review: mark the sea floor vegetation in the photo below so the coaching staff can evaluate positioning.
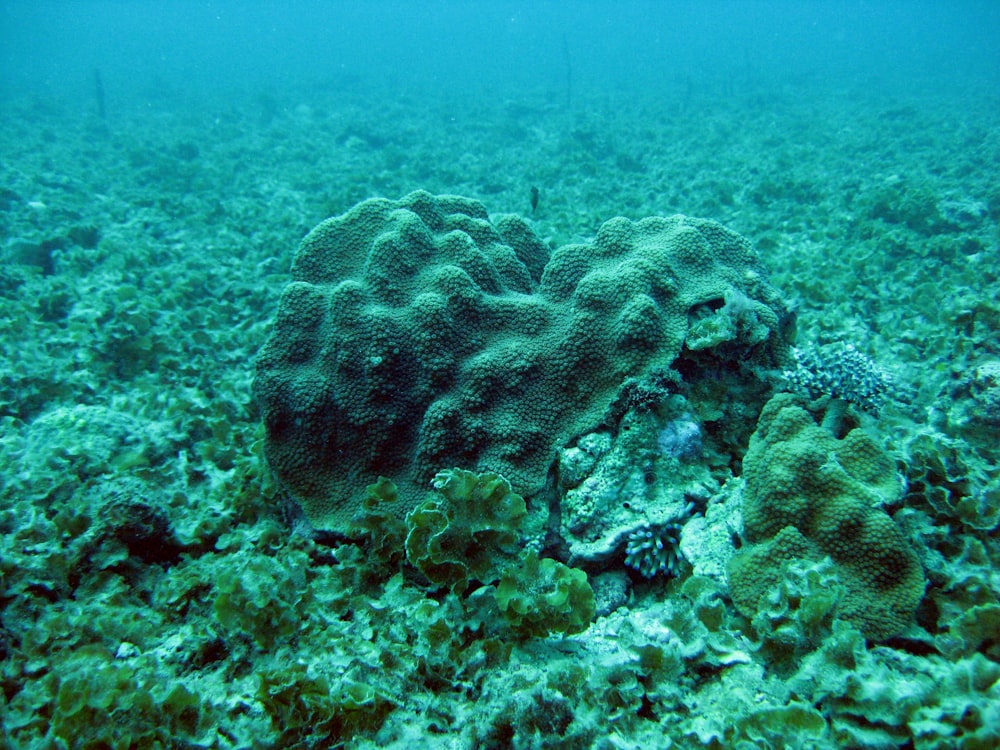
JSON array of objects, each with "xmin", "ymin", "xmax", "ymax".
[{"xmin": 1, "ymin": 80, "xmax": 998, "ymax": 748}]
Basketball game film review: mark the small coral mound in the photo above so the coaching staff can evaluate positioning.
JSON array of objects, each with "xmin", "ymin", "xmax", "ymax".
[{"xmin": 727, "ymin": 392, "xmax": 925, "ymax": 641}]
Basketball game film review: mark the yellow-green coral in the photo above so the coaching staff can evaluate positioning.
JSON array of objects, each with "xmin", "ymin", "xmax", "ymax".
[
  {"xmin": 728, "ymin": 392, "xmax": 925, "ymax": 641},
  {"xmin": 4, "ymin": 645, "xmax": 214, "ymax": 748},
  {"xmin": 213, "ymin": 550, "xmax": 309, "ymax": 648},
  {"xmin": 495, "ymin": 550, "xmax": 595, "ymax": 637},
  {"xmin": 404, "ymin": 467, "xmax": 526, "ymax": 593},
  {"xmin": 257, "ymin": 662, "xmax": 396, "ymax": 746}
]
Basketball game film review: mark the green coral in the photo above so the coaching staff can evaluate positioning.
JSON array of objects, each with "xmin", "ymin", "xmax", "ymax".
[
  {"xmin": 740, "ymin": 557, "xmax": 847, "ymax": 670},
  {"xmin": 902, "ymin": 428, "xmax": 1000, "ymax": 533},
  {"xmin": 787, "ymin": 622, "xmax": 1000, "ymax": 748},
  {"xmin": 728, "ymin": 392, "xmax": 925, "ymax": 641},
  {"xmin": 494, "ymin": 550, "xmax": 595, "ymax": 638},
  {"xmin": 3, "ymin": 645, "xmax": 215, "ymax": 748},
  {"xmin": 359, "ymin": 468, "xmax": 595, "ymax": 639},
  {"xmin": 213, "ymin": 549, "xmax": 310, "ymax": 648},
  {"xmin": 348, "ymin": 475, "xmax": 409, "ymax": 572},
  {"xmin": 404, "ymin": 467, "xmax": 526, "ymax": 593},
  {"xmin": 257, "ymin": 662, "xmax": 397, "ymax": 747}
]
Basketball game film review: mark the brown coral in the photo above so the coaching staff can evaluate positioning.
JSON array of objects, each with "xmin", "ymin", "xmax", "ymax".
[{"xmin": 728, "ymin": 392, "xmax": 925, "ymax": 641}]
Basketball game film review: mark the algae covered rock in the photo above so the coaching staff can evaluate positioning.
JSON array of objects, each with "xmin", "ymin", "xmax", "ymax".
[
  {"xmin": 254, "ymin": 190, "xmax": 791, "ymax": 531},
  {"xmin": 728, "ymin": 392, "xmax": 926, "ymax": 641},
  {"xmin": 558, "ymin": 400, "xmax": 713, "ymax": 570}
]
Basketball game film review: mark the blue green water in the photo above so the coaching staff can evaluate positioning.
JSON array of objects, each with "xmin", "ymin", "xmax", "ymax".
[{"xmin": 1, "ymin": 2, "xmax": 998, "ymax": 747}]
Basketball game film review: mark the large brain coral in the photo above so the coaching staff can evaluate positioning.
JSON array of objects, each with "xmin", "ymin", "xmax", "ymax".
[
  {"xmin": 254, "ymin": 191, "xmax": 790, "ymax": 531},
  {"xmin": 727, "ymin": 392, "xmax": 926, "ymax": 641}
]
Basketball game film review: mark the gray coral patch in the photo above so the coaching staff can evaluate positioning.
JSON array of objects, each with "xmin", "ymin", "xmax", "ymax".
[{"xmin": 559, "ymin": 403, "xmax": 718, "ymax": 567}]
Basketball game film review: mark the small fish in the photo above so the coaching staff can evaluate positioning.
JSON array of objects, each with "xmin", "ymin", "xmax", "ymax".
[{"xmin": 530, "ymin": 186, "xmax": 539, "ymax": 213}]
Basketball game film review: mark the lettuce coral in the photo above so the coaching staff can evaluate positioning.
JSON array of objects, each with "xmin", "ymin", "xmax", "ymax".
[
  {"xmin": 213, "ymin": 550, "xmax": 310, "ymax": 648},
  {"xmin": 787, "ymin": 622, "xmax": 1000, "ymax": 748},
  {"xmin": 494, "ymin": 550, "xmax": 595, "ymax": 637},
  {"xmin": 257, "ymin": 662, "xmax": 397, "ymax": 746},
  {"xmin": 404, "ymin": 468, "xmax": 526, "ymax": 593},
  {"xmin": 3, "ymin": 645, "xmax": 216, "ymax": 748}
]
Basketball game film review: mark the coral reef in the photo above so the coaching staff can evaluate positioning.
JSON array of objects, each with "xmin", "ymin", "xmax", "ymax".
[
  {"xmin": 2, "ymin": 83, "xmax": 997, "ymax": 750},
  {"xmin": 254, "ymin": 191, "xmax": 791, "ymax": 531}
]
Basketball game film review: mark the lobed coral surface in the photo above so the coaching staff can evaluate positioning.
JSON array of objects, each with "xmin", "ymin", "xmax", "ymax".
[{"xmin": 254, "ymin": 191, "xmax": 791, "ymax": 532}]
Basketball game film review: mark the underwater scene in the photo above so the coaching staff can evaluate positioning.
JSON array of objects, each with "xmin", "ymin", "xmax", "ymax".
[{"xmin": 1, "ymin": 1, "xmax": 998, "ymax": 747}]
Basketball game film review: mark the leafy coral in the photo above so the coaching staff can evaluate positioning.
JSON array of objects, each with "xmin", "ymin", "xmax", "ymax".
[
  {"xmin": 213, "ymin": 547, "xmax": 310, "ymax": 649},
  {"xmin": 494, "ymin": 550, "xmax": 595, "ymax": 637},
  {"xmin": 3, "ymin": 645, "xmax": 217, "ymax": 748},
  {"xmin": 257, "ymin": 662, "xmax": 397, "ymax": 748},
  {"xmin": 404, "ymin": 468, "xmax": 526, "ymax": 593}
]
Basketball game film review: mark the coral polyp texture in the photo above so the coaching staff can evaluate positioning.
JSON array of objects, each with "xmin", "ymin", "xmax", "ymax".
[
  {"xmin": 727, "ymin": 392, "xmax": 926, "ymax": 641},
  {"xmin": 254, "ymin": 190, "xmax": 791, "ymax": 531}
]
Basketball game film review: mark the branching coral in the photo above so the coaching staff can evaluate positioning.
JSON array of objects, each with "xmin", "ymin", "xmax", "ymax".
[
  {"xmin": 623, "ymin": 502, "xmax": 695, "ymax": 579},
  {"xmin": 782, "ymin": 341, "xmax": 893, "ymax": 417}
]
